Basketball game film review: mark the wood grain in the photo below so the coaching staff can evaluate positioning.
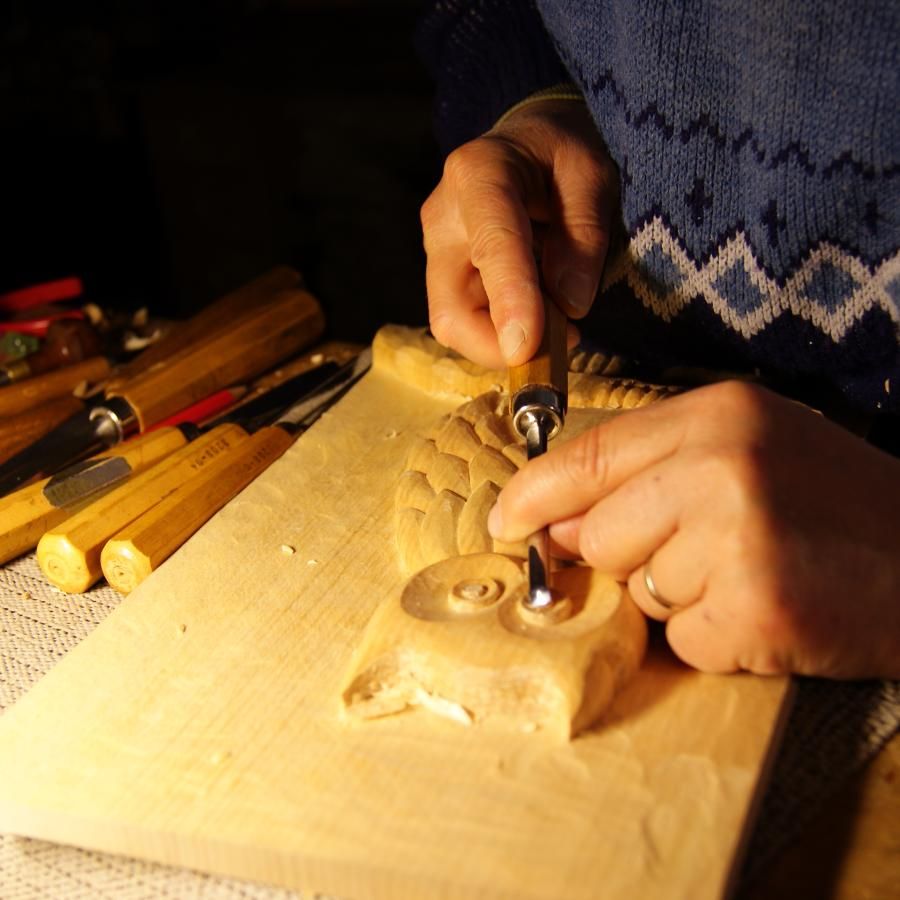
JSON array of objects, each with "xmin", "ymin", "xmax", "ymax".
[
  {"xmin": 508, "ymin": 298, "xmax": 568, "ymax": 401},
  {"xmin": 375, "ymin": 325, "xmax": 677, "ymax": 409},
  {"xmin": 0, "ymin": 345, "xmax": 791, "ymax": 899},
  {"xmin": 101, "ymin": 426, "xmax": 293, "ymax": 594},
  {"xmin": 37, "ymin": 424, "xmax": 249, "ymax": 593},
  {"xmin": 109, "ymin": 288, "xmax": 325, "ymax": 430},
  {"xmin": 105, "ymin": 266, "xmax": 302, "ymax": 393},
  {"xmin": 0, "ymin": 395, "xmax": 84, "ymax": 466},
  {"xmin": 0, "ymin": 356, "xmax": 110, "ymax": 419},
  {"xmin": 0, "ymin": 426, "xmax": 188, "ymax": 565}
]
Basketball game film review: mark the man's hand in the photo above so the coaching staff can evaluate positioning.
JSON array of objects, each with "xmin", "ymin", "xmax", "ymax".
[
  {"xmin": 421, "ymin": 99, "xmax": 618, "ymax": 369},
  {"xmin": 487, "ymin": 381, "xmax": 900, "ymax": 679}
]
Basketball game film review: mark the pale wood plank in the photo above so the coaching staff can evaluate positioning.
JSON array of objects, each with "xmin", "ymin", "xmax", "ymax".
[{"xmin": 0, "ymin": 358, "xmax": 791, "ymax": 900}]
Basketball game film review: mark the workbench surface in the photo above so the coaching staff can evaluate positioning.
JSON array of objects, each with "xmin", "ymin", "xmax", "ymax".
[{"xmin": 1, "ymin": 551, "xmax": 897, "ymax": 899}]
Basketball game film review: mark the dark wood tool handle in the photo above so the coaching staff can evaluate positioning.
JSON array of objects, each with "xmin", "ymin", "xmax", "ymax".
[
  {"xmin": 26, "ymin": 320, "xmax": 104, "ymax": 377},
  {"xmin": 105, "ymin": 266, "xmax": 303, "ymax": 392},
  {"xmin": 0, "ymin": 395, "xmax": 85, "ymax": 466},
  {"xmin": 508, "ymin": 297, "xmax": 568, "ymax": 399},
  {"xmin": 0, "ymin": 356, "xmax": 110, "ymax": 419},
  {"xmin": 109, "ymin": 287, "xmax": 325, "ymax": 430}
]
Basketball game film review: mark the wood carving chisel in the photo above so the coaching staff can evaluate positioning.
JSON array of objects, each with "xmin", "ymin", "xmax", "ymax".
[
  {"xmin": 103, "ymin": 265, "xmax": 302, "ymax": 392},
  {"xmin": 37, "ymin": 423, "xmax": 251, "ymax": 593},
  {"xmin": 101, "ymin": 349, "xmax": 372, "ymax": 594},
  {"xmin": 0, "ymin": 318, "xmax": 102, "ymax": 385},
  {"xmin": 0, "ymin": 358, "xmax": 344, "ymax": 570},
  {"xmin": 509, "ymin": 297, "xmax": 568, "ymax": 610},
  {"xmin": 0, "ymin": 378, "xmax": 232, "ymax": 491},
  {"xmin": 0, "ymin": 361, "xmax": 232, "ymax": 467},
  {"xmin": 0, "ymin": 285, "xmax": 325, "ymax": 495},
  {"xmin": 0, "ymin": 426, "xmax": 189, "ymax": 565},
  {"xmin": 0, "ymin": 355, "xmax": 110, "ymax": 419},
  {"xmin": 38, "ymin": 354, "xmax": 367, "ymax": 593},
  {"xmin": 239, "ymin": 340, "xmax": 362, "ymax": 401}
]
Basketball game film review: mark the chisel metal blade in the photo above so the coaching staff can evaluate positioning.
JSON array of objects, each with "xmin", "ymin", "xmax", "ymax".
[
  {"xmin": 521, "ymin": 411, "xmax": 554, "ymax": 610},
  {"xmin": 0, "ymin": 397, "xmax": 135, "ymax": 497},
  {"xmin": 277, "ymin": 348, "xmax": 372, "ymax": 433},
  {"xmin": 508, "ymin": 295, "xmax": 569, "ymax": 612},
  {"xmin": 207, "ymin": 360, "xmax": 341, "ymax": 433}
]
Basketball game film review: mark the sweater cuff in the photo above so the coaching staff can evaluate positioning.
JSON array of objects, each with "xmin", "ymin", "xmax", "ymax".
[{"xmin": 492, "ymin": 83, "xmax": 586, "ymax": 129}]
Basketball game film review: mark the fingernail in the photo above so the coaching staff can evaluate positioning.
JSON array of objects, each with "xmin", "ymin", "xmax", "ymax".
[
  {"xmin": 487, "ymin": 502, "xmax": 503, "ymax": 538},
  {"xmin": 557, "ymin": 271, "xmax": 596, "ymax": 314},
  {"xmin": 498, "ymin": 322, "xmax": 526, "ymax": 363}
]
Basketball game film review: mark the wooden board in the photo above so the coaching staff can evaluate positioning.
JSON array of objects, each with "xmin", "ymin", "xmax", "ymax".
[{"xmin": 0, "ymin": 352, "xmax": 792, "ymax": 900}]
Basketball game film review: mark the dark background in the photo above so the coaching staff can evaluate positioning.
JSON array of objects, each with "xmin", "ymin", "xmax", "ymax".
[{"xmin": 0, "ymin": 0, "xmax": 437, "ymax": 343}]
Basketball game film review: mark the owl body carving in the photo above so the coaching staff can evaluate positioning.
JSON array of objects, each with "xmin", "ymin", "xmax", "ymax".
[{"xmin": 341, "ymin": 326, "xmax": 669, "ymax": 738}]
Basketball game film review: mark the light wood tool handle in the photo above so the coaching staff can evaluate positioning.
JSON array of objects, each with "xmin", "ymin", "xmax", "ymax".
[
  {"xmin": 507, "ymin": 297, "xmax": 568, "ymax": 400},
  {"xmin": 105, "ymin": 266, "xmax": 302, "ymax": 392},
  {"xmin": 108, "ymin": 288, "xmax": 325, "ymax": 431},
  {"xmin": 0, "ymin": 395, "xmax": 84, "ymax": 466},
  {"xmin": 0, "ymin": 427, "xmax": 188, "ymax": 566},
  {"xmin": 0, "ymin": 356, "xmax": 110, "ymax": 419},
  {"xmin": 37, "ymin": 424, "xmax": 249, "ymax": 593},
  {"xmin": 102, "ymin": 426, "xmax": 293, "ymax": 594}
]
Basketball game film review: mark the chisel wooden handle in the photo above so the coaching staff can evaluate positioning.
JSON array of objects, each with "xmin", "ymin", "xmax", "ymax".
[
  {"xmin": 102, "ymin": 426, "xmax": 293, "ymax": 594},
  {"xmin": 37, "ymin": 424, "xmax": 249, "ymax": 593},
  {"xmin": 508, "ymin": 296, "xmax": 569, "ymax": 401},
  {"xmin": 0, "ymin": 427, "xmax": 188, "ymax": 566},
  {"xmin": 0, "ymin": 356, "xmax": 110, "ymax": 418},
  {"xmin": 105, "ymin": 266, "xmax": 302, "ymax": 392},
  {"xmin": 108, "ymin": 288, "xmax": 325, "ymax": 430},
  {"xmin": 0, "ymin": 395, "xmax": 85, "ymax": 466}
]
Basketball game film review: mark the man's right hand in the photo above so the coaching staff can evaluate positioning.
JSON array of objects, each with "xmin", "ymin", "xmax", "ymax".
[{"xmin": 420, "ymin": 98, "xmax": 619, "ymax": 369}]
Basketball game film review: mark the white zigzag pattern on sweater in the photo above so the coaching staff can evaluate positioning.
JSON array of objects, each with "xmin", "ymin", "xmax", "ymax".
[{"xmin": 602, "ymin": 217, "xmax": 900, "ymax": 342}]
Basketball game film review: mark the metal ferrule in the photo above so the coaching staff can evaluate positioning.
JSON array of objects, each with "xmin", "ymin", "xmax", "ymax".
[
  {"xmin": 88, "ymin": 397, "xmax": 138, "ymax": 446},
  {"xmin": 511, "ymin": 386, "xmax": 566, "ymax": 443},
  {"xmin": 0, "ymin": 359, "xmax": 31, "ymax": 384}
]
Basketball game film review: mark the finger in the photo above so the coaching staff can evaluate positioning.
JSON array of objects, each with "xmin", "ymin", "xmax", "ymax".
[
  {"xmin": 626, "ymin": 528, "xmax": 711, "ymax": 620},
  {"xmin": 542, "ymin": 150, "xmax": 614, "ymax": 319},
  {"xmin": 548, "ymin": 514, "xmax": 583, "ymax": 557},
  {"xmin": 426, "ymin": 246, "xmax": 507, "ymax": 369},
  {"xmin": 488, "ymin": 398, "xmax": 691, "ymax": 542},
  {"xmin": 574, "ymin": 458, "xmax": 682, "ymax": 578},
  {"xmin": 456, "ymin": 175, "xmax": 544, "ymax": 366},
  {"xmin": 664, "ymin": 603, "xmax": 742, "ymax": 674},
  {"xmin": 548, "ymin": 537, "xmax": 581, "ymax": 561}
]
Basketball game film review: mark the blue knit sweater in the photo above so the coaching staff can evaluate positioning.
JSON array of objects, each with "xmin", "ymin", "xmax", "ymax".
[{"xmin": 417, "ymin": 1, "xmax": 899, "ymax": 416}]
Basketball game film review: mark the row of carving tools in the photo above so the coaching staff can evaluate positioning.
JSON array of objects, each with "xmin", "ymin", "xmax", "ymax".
[{"xmin": 0, "ymin": 268, "xmax": 368, "ymax": 596}]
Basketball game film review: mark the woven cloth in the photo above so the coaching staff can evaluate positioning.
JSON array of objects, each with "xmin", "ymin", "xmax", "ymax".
[{"xmin": 1, "ymin": 553, "xmax": 898, "ymax": 899}]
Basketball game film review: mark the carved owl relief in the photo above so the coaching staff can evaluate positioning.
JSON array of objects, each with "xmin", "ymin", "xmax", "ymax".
[{"xmin": 342, "ymin": 327, "xmax": 677, "ymax": 739}]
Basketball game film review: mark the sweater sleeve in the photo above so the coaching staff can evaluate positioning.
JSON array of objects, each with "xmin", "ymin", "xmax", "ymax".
[{"xmin": 415, "ymin": 0, "xmax": 570, "ymax": 154}]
